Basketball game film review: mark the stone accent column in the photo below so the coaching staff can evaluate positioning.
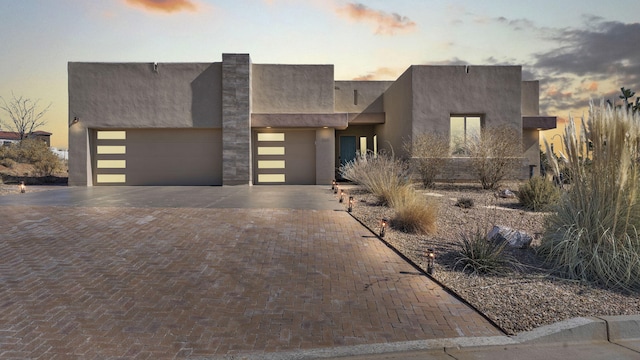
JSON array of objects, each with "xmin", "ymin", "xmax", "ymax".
[{"xmin": 222, "ymin": 54, "xmax": 252, "ymax": 185}]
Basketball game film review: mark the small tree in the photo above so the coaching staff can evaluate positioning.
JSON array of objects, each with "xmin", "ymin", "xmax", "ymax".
[
  {"xmin": 0, "ymin": 93, "xmax": 51, "ymax": 139},
  {"xmin": 405, "ymin": 133, "xmax": 450, "ymax": 188},
  {"xmin": 466, "ymin": 126, "xmax": 522, "ymax": 190}
]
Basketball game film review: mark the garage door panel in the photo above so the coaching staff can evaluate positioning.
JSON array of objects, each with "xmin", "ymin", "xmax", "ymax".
[
  {"xmin": 94, "ymin": 129, "xmax": 222, "ymax": 186},
  {"xmin": 254, "ymin": 130, "xmax": 315, "ymax": 185}
]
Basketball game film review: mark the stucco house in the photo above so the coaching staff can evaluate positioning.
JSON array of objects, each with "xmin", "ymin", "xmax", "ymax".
[
  {"xmin": 68, "ymin": 53, "xmax": 555, "ymax": 186},
  {"xmin": 0, "ymin": 130, "xmax": 52, "ymax": 146}
]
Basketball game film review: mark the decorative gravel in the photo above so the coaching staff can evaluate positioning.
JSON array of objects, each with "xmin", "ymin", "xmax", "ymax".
[{"xmin": 337, "ymin": 182, "xmax": 640, "ymax": 335}]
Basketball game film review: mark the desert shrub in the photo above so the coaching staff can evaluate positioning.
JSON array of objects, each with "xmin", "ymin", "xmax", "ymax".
[
  {"xmin": 466, "ymin": 126, "xmax": 523, "ymax": 190},
  {"xmin": 0, "ymin": 139, "xmax": 62, "ymax": 176},
  {"xmin": 0, "ymin": 157, "xmax": 16, "ymax": 168},
  {"xmin": 339, "ymin": 151, "xmax": 411, "ymax": 205},
  {"xmin": 405, "ymin": 133, "xmax": 450, "ymax": 188},
  {"xmin": 540, "ymin": 101, "xmax": 640, "ymax": 291},
  {"xmin": 455, "ymin": 197, "xmax": 474, "ymax": 209},
  {"xmin": 517, "ymin": 176, "xmax": 560, "ymax": 211},
  {"xmin": 454, "ymin": 228, "xmax": 518, "ymax": 275},
  {"xmin": 389, "ymin": 186, "xmax": 438, "ymax": 234}
]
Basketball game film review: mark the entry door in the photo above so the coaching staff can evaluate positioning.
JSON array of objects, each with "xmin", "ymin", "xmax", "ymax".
[{"xmin": 340, "ymin": 136, "xmax": 357, "ymax": 167}]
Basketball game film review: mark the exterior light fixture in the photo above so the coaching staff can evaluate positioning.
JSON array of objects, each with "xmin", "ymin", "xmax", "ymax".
[
  {"xmin": 334, "ymin": 184, "xmax": 338, "ymax": 194},
  {"xmin": 380, "ymin": 217, "xmax": 389, "ymax": 237},
  {"xmin": 70, "ymin": 116, "xmax": 79, "ymax": 126},
  {"xmin": 339, "ymin": 189, "xmax": 345, "ymax": 203},
  {"xmin": 332, "ymin": 179, "xmax": 336, "ymax": 190},
  {"xmin": 20, "ymin": 181, "xmax": 26, "ymax": 194},
  {"xmin": 348, "ymin": 196, "xmax": 354, "ymax": 212},
  {"xmin": 426, "ymin": 248, "xmax": 436, "ymax": 275}
]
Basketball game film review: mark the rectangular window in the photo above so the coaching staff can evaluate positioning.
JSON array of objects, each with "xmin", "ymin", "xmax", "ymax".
[
  {"xmin": 97, "ymin": 160, "xmax": 126, "ymax": 169},
  {"xmin": 450, "ymin": 115, "xmax": 481, "ymax": 156},
  {"xmin": 97, "ymin": 131, "xmax": 126, "ymax": 140},
  {"xmin": 258, "ymin": 160, "xmax": 285, "ymax": 169},
  {"xmin": 96, "ymin": 174, "xmax": 126, "ymax": 183},
  {"xmin": 257, "ymin": 147, "xmax": 285, "ymax": 155},
  {"xmin": 258, "ymin": 174, "xmax": 285, "ymax": 183},
  {"xmin": 257, "ymin": 133, "xmax": 285, "ymax": 142},
  {"xmin": 97, "ymin": 145, "xmax": 126, "ymax": 154},
  {"xmin": 359, "ymin": 137, "xmax": 367, "ymax": 158}
]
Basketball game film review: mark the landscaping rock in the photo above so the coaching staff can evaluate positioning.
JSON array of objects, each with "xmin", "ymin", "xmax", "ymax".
[
  {"xmin": 488, "ymin": 225, "xmax": 533, "ymax": 249},
  {"xmin": 496, "ymin": 189, "xmax": 517, "ymax": 198}
]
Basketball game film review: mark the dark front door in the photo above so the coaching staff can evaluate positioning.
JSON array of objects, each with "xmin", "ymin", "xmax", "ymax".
[{"xmin": 340, "ymin": 135, "xmax": 357, "ymax": 170}]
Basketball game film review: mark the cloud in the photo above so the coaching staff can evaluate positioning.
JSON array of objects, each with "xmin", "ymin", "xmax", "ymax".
[
  {"xmin": 494, "ymin": 16, "xmax": 536, "ymax": 31},
  {"xmin": 124, "ymin": 0, "xmax": 197, "ymax": 13},
  {"xmin": 534, "ymin": 18, "xmax": 640, "ymax": 84},
  {"xmin": 336, "ymin": 2, "xmax": 416, "ymax": 35},
  {"xmin": 352, "ymin": 67, "xmax": 401, "ymax": 80}
]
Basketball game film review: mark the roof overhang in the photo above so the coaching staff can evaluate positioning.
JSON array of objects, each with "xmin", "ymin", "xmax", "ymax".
[
  {"xmin": 523, "ymin": 116, "xmax": 557, "ymax": 130},
  {"xmin": 251, "ymin": 113, "xmax": 353, "ymax": 129}
]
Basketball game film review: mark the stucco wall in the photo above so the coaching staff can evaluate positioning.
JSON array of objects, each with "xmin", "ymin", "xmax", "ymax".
[
  {"xmin": 379, "ymin": 67, "xmax": 414, "ymax": 157},
  {"xmin": 334, "ymin": 81, "xmax": 392, "ymax": 113},
  {"xmin": 521, "ymin": 81, "xmax": 540, "ymax": 116},
  {"xmin": 411, "ymin": 65, "xmax": 522, "ymax": 137},
  {"xmin": 315, "ymin": 128, "xmax": 335, "ymax": 185},
  {"xmin": 251, "ymin": 64, "xmax": 334, "ymax": 113},
  {"xmin": 68, "ymin": 62, "xmax": 222, "ymax": 128}
]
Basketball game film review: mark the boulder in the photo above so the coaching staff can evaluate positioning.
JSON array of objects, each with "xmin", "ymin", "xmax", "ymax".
[
  {"xmin": 496, "ymin": 189, "xmax": 516, "ymax": 198},
  {"xmin": 488, "ymin": 225, "xmax": 533, "ymax": 249}
]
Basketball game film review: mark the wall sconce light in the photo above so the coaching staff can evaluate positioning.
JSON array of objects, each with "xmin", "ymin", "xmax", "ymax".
[
  {"xmin": 334, "ymin": 184, "xmax": 338, "ymax": 194},
  {"xmin": 20, "ymin": 181, "xmax": 26, "ymax": 194},
  {"xmin": 70, "ymin": 116, "xmax": 79, "ymax": 126},
  {"xmin": 332, "ymin": 179, "xmax": 336, "ymax": 190},
  {"xmin": 380, "ymin": 217, "xmax": 389, "ymax": 237},
  {"xmin": 426, "ymin": 248, "xmax": 436, "ymax": 275},
  {"xmin": 348, "ymin": 196, "xmax": 354, "ymax": 212},
  {"xmin": 339, "ymin": 189, "xmax": 345, "ymax": 203}
]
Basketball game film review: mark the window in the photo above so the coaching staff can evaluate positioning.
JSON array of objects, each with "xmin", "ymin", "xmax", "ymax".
[{"xmin": 450, "ymin": 115, "xmax": 481, "ymax": 156}]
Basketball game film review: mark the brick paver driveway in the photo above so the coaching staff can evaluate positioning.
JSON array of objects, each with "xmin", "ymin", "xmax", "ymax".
[{"xmin": 0, "ymin": 187, "xmax": 501, "ymax": 359}]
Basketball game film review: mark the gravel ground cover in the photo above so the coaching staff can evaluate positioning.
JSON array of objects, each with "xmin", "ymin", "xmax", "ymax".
[{"xmin": 336, "ymin": 182, "xmax": 640, "ymax": 335}]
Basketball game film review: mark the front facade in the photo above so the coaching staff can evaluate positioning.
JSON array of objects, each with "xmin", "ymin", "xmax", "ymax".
[{"xmin": 68, "ymin": 54, "xmax": 555, "ymax": 186}]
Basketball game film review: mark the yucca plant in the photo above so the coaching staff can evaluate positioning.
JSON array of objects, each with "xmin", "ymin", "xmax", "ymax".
[
  {"xmin": 454, "ymin": 228, "xmax": 518, "ymax": 275},
  {"xmin": 517, "ymin": 176, "xmax": 560, "ymax": 212},
  {"xmin": 541, "ymin": 101, "xmax": 640, "ymax": 291}
]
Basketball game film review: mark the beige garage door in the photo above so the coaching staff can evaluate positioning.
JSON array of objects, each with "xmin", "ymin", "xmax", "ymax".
[
  {"xmin": 253, "ymin": 130, "xmax": 316, "ymax": 185},
  {"xmin": 93, "ymin": 129, "xmax": 222, "ymax": 186}
]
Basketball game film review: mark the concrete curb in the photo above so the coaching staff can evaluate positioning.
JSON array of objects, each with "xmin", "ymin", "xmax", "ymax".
[{"xmin": 207, "ymin": 316, "xmax": 640, "ymax": 359}]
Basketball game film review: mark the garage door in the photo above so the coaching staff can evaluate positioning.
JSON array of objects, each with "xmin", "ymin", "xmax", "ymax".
[
  {"xmin": 93, "ymin": 129, "xmax": 222, "ymax": 186},
  {"xmin": 253, "ymin": 130, "xmax": 316, "ymax": 185}
]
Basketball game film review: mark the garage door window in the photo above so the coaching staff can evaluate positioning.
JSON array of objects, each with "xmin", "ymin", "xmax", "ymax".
[
  {"xmin": 96, "ymin": 131, "xmax": 126, "ymax": 184},
  {"xmin": 256, "ymin": 132, "xmax": 286, "ymax": 183}
]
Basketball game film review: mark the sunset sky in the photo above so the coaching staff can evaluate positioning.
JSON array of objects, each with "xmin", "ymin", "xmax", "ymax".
[{"xmin": 1, "ymin": 0, "xmax": 639, "ymax": 149}]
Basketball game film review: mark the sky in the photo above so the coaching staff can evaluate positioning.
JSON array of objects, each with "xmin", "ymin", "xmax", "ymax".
[{"xmin": 1, "ymin": 0, "xmax": 639, "ymax": 149}]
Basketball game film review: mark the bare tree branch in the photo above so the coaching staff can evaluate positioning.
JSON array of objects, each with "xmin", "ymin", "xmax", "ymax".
[{"xmin": 0, "ymin": 93, "xmax": 51, "ymax": 139}]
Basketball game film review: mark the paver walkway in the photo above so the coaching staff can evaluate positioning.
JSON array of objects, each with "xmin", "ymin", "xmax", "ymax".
[{"xmin": 0, "ymin": 188, "xmax": 501, "ymax": 359}]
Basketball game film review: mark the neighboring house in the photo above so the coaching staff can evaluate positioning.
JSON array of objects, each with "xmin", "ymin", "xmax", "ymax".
[
  {"xmin": 0, "ymin": 130, "xmax": 51, "ymax": 147},
  {"xmin": 67, "ymin": 53, "xmax": 556, "ymax": 186}
]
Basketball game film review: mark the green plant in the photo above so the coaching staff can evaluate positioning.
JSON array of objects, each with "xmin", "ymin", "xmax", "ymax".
[
  {"xmin": 339, "ymin": 151, "xmax": 411, "ymax": 205},
  {"xmin": 466, "ymin": 126, "xmax": 522, "ymax": 190},
  {"xmin": 540, "ymin": 101, "xmax": 640, "ymax": 291},
  {"xmin": 517, "ymin": 176, "xmax": 560, "ymax": 211},
  {"xmin": 405, "ymin": 133, "xmax": 450, "ymax": 188},
  {"xmin": 454, "ymin": 228, "xmax": 518, "ymax": 275},
  {"xmin": 455, "ymin": 197, "xmax": 474, "ymax": 209},
  {"xmin": 389, "ymin": 187, "xmax": 438, "ymax": 234}
]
